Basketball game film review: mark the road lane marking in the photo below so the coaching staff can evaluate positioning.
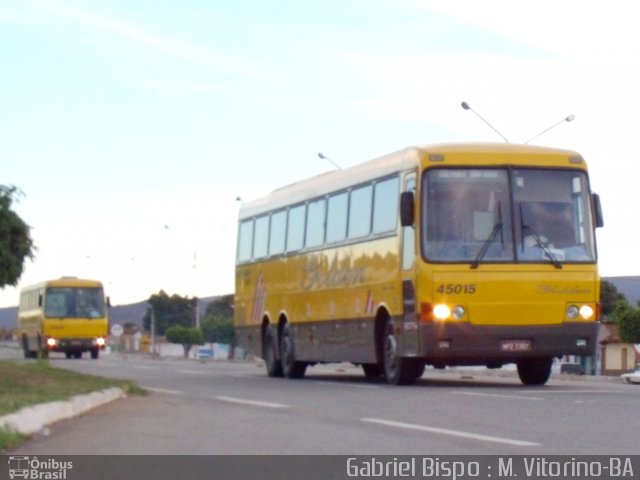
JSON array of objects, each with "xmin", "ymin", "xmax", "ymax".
[
  {"xmin": 313, "ymin": 381, "xmax": 380, "ymax": 390},
  {"xmin": 360, "ymin": 418, "xmax": 541, "ymax": 447},
  {"xmin": 453, "ymin": 391, "xmax": 544, "ymax": 401},
  {"xmin": 143, "ymin": 387, "xmax": 185, "ymax": 395},
  {"xmin": 216, "ymin": 396, "xmax": 290, "ymax": 409},
  {"xmin": 175, "ymin": 369, "xmax": 206, "ymax": 375},
  {"xmin": 518, "ymin": 389, "xmax": 620, "ymax": 394}
]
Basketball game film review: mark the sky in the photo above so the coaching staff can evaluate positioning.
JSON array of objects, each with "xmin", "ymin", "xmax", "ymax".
[{"xmin": 1, "ymin": 0, "xmax": 639, "ymax": 307}]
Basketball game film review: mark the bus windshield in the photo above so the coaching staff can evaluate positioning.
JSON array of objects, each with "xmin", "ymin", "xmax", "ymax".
[
  {"xmin": 44, "ymin": 287, "xmax": 106, "ymax": 318},
  {"xmin": 423, "ymin": 168, "xmax": 596, "ymax": 265}
]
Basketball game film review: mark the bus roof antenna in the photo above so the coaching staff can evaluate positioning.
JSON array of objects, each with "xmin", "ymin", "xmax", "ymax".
[
  {"xmin": 318, "ymin": 152, "xmax": 342, "ymax": 170},
  {"xmin": 461, "ymin": 101, "xmax": 509, "ymax": 143},
  {"xmin": 524, "ymin": 114, "xmax": 575, "ymax": 144}
]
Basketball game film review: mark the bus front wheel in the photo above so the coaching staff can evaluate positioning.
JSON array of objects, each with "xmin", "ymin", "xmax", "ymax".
[
  {"xmin": 382, "ymin": 319, "xmax": 421, "ymax": 385},
  {"xmin": 362, "ymin": 363, "xmax": 383, "ymax": 378},
  {"xmin": 517, "ymin": 358, "xmax": 552, "ymax": 385}
]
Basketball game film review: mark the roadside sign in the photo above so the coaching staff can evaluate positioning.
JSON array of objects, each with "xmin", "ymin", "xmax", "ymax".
[{"xmin": 110, "ymin": 324, "xmax": 124, "ymax": 337}]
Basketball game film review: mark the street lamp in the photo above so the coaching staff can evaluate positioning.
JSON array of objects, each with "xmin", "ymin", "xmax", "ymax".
[
  {"xmin": 461, "ymin": 101, "xmax": 509, "ymax": 143},
  {"xmin": 318, "ymin": 152, "xmax": 342, "ymax": 170},
  {"xmin": 524, "ymin": 114, "xmax": 575, "ymax": 144}
]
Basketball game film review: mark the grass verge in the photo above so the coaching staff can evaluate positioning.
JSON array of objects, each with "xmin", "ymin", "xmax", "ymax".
[
  {"xmin": 0, "ymin": 359, "xmax": 143, "ymax": 451},
  {"xmin": 0, "ymin": 426, "xmax": 27, "ymax": 451}
]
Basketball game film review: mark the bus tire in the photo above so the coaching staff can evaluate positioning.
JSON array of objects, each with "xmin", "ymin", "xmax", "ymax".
[
  {"xmin": 517, "ymin": 358, "xmax": 552, "ymax": 385},
  {"xmin": 382, "ymin": 319, "xmax": 418, "ymax": 385},
  {"xmin": 65, "ymin": 352, "xmax": 73, "ymax": 359},
  {"xmin": 280, "ymin": 323, "xmax": 306, "ymax": 379},
  {"xmin": 91, "ymin": 348, "xmax": 99, "ymax": 359},
  {"xmin": 22, "ymin": 335, "xmax": 35, "ymax": 359},
  {"xmin": 264, "ymin": 327, "xmax": 283, "ymax": 378},
  {"xmin": 362, "ymin": 363, "xmax": 383, "ymax": 378}
]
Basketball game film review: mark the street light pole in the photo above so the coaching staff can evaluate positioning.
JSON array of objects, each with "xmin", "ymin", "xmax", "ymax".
[{"xmin": 150, "ymin": 306, "xmax": 156, "ymax": 355}]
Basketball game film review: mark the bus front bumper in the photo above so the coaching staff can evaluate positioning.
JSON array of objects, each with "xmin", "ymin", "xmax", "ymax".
[
  {"xmin": 46, "ymin": 337, "xmax": 107, "ymax": 352},
  {"xmin": 403, "ymin": 319, "xmax": 599, "ymax": 366}
]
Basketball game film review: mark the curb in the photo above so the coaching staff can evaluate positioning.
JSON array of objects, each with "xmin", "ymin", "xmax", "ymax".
[{"xmin": 0, "ymin": 387, "xmax": 126, "ymax": 435}]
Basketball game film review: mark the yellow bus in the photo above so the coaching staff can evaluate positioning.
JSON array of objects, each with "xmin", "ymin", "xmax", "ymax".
[
  {"xmin": 18, "ymin": 277, "xmax": 109, "ymax": 359},
  {"xmin": 234, "ymin": 143, "xmax": 603, "ymax": 385}
]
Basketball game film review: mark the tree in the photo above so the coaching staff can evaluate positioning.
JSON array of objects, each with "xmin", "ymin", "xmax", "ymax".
[
  {"xmin": 201, "ymin": 294, "xmax": 235, "ymax": 358},
  {"xmin": 613, "ymin": 300, "xmax": 640, "ymax": 344},
  {"xmin": 204, "ymin": 294, "xmax": 234, "ymax": 319},
  {"xmin": 166, "ymin": 325, "xmax": 204, "ymax": 358},
  {"xmin": 143, "ymin": 290, "xmax": 198, "ymax": 336},
  {"xmin": 600, "ymin": 280, "xmax": 626, "ymax": 320},
  {"xmin": 0, "ymin": 186, "xmax": 35, "ymax": 287},
  {"xmin": 201, "ymin": 315, "xmax": 235, "ymax": 345}
]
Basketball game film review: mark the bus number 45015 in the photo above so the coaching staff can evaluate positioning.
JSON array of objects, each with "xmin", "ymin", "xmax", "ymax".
[{"xmin": 436, "ymin": 284, "xmax": 477, "ymax": 295}]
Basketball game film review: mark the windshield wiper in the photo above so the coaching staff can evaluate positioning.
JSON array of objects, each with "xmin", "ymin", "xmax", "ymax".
[
  {"xmin": 519, "ymin": 205, "xmax": 562, "ymax": 269},
  {"xmin": 471, "ymin": 203, "xmax": 503, "ymax": 269}
]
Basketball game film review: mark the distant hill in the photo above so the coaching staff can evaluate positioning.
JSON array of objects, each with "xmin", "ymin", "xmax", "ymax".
[
  {"xmin": 0, "ymin": 296, "xmax": 223, "ymax": 331},
  {"xmin": 605, "ymin": 276, "xmax": 640, "ymax": 305},
  {"xmin": 0, "ymin": 307, "xmax": 17, "ymax": 330}
]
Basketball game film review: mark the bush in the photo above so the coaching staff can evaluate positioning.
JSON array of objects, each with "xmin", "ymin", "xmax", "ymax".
[{"xmin": 165, "ymin": 325, "xmax": 204, "ymax": 357}]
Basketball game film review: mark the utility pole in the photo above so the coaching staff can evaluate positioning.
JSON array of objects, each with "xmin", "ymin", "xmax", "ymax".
[{"xmin": 150, "ymin": 306, "xmax": 156, "ymax": 355}]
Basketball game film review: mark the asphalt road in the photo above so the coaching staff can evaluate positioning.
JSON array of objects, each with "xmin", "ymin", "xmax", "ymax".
[{"xmin": 7, "ymin": 350, "xmax": 640, "ymax": 455}]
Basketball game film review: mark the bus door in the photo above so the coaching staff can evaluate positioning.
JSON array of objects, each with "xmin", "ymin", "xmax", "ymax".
[{"xmin": 400, "ymin": 173, "xmax": 420, "ymax": 355}]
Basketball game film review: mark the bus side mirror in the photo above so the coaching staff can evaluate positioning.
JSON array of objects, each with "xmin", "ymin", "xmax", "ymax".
[
  {"xmin": 106, "ymin": 297, "xmax": 111, "ymax": 308},
  {"xmin": 592, "ymin": 193, "xmax": 604, "ymax": 228},
  {"xmin": 38, "ymin": 294, "xmax": 43, "ymax": 307},
  {"xmin": 400, "ymin": 191, "xmax": 415, "ymax": 227}
]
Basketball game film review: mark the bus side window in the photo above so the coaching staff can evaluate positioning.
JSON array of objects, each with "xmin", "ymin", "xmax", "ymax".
[
  {"xmin": 348, "ymin": 184, "xmax": 373, "ymax": 239},
  {"xmin": 253, "ymin": 215, "xmax": 270, "ymax": 259},
  {"xmin": 373, "ymin": 177, "xmax": 400, "ymax": 234},
  {"xmin": 286, "ymin": 204, "xmax": 305, "ymax": 252},
  {"xmin": 268, "ymin": 210, "xmax": 287, "ymax": 256},
  {"xmin": 326, "ymin": 192, "xmax": 348, "ymax": 244},
  {"xmin": 402, "ymin": 177, "xmax": 417, "ymax": 270},
  {"xmin": 237, "ymin": 220, "xmax": 254, "ymax": 262},
  {"xmin": 305, "ymin": 198, "xmax": 326, "ymax": 248}
]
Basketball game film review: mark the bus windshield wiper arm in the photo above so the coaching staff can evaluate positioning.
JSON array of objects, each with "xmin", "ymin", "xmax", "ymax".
[
  {"xmin": 471, "ymin": 202, "xmax": 503, "ymax": 269},
  {"xmin": 521, "ymin": 224, "xmax": 562, "ymax": 269},
  {"xmin": 471, "ymin": 222, "xmax": 503, "ymax": 269}
]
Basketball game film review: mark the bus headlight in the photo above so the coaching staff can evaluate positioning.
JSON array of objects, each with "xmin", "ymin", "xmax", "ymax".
[
  {"xmin": 566, "ymin": 305, "xmax": 580, "ymax": 319},
  {"xmin": 46, "ymin": 338, "xmax": 58, "ymax": 347},
  {"xmin": 579, "ymin": 305, "xmax": 594, "ymax": 320},
  {"xmin": 96, "ymin": 337, "xmax": 106, "ymax": 347},
  {"xmin": 452, "ymin": 305, "xmax": 466, "ymax": 320},
  {"xmin": 566, "ymin": 304, "xmax": 595, "ymax": 320},
  {"xmin": 433, "ymin": 304, "xmax": 451, "ymax": 321}
]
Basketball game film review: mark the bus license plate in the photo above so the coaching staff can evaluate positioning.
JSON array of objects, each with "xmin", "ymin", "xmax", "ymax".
[{"xmin": 501, "ymin": 340, "xmax": 531, "ymax": 352}]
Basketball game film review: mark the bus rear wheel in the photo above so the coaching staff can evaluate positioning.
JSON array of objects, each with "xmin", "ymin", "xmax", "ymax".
[
  {"xmin": 264, "ymin": 327, "xmax": 283, "ymax": 378},
  {"xmin": 280, "ymin": 324, "xmax": 306, "ymax": 379},
  {"xmin": 22, "ymin": 336, "xmax": 36, "ymax": 359},
  {"xmin": 517, "ymin": 358, "xmax": 552, "ymax": 385},
  {"xmin": 382, "ymin": 319, "xmax": 421, "ymax": 385}
]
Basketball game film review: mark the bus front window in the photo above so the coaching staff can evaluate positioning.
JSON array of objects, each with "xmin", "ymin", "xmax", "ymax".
[
  {"xmin": 423, "ymin": 168, "xmax": 596, "ymax": 265},
  {"xmin": 514, "ymin": 169, "xmax": 596, "ymax": 263},
  {"xmin": 45, "ymin": 287, "xmax": 106, "ymax": 318},
  {"xmin": 424, "ymin": 169, "xmax": 513, "ymax": 263}
]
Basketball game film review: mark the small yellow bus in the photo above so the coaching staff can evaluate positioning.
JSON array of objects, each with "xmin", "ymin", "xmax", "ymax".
[
  {"xmin": 18, "ymin": 277, "xmax": 109, "ymax": 359},
  {"xmin": 234, "ymin": 143, "xmax": 603, "ymax": 385}
]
